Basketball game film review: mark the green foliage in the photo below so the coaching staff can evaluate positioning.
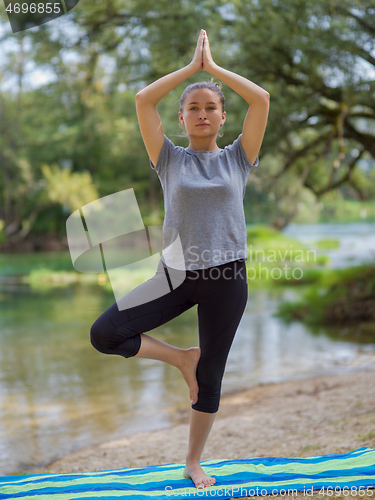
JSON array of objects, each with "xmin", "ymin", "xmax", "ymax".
[
  {"xmin": 227, "ymin": 0, "xmax": 375, "ymax": 226},
  {"xmin": 11, "ymin": 224, "xmax": 330, "ymax": 290},
  {"xmin": 41, "ymin": 164, "xmax": 98, "ymax": 211},
  {"xmin": 247, "ymin": 224, "xmax": 328, "ymax": 269},
  {"xmin": 245, "ymin": 224, "xmax": 330, "ymax": 287},
  {"xmin": 247, "ymin": 224, "xmax": 281, "ymax": 240},
  {"xmin": 276, "ymin": 263, "xmax": 375, "ymax": 324},
  {"xmin": 0, "ymin": 219, "xmax": 4, "ymax": 244},
  {"xmin": 315, "ymin": 239, "xmax": 340, "ymax": 250},
  {"xmin": 317, "ymin": 198, "xmax": 375, "ymax": 223},
  {"xmin": 0, "ymin": 0, "xmax": 374, "ymax": 247},
  {"xmin": 22, "ymin": 268, "xmax": 98, "ymax": 288},
  {"xmin": 0, "ymin": 251, "xmax": 74, "ymax": 276}
]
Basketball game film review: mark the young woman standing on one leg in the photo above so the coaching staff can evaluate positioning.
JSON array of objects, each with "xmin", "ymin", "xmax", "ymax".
[{"xmin": 90, "ymin": 29, "xmax": 269, "ymax": 489}]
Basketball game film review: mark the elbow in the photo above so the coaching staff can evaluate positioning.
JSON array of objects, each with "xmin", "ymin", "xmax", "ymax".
[
  {"xmin": 136, "ymin": 90, "xmax": 150, "ymax": 104},
  {"xmin": 252, "ymin": 92, "xmax": 269, "ymax": 106},
  {"xmin": 135, "ymin": 91, "xmax": 147, "ymax": 110},
  {"xmin": 135, "ymin": 91, "xmax": 144, "ymax": 102},
  {"xmin": 260, "ymin": 92, "xmax": 270, "ymax": 110},
  {"xmin": 135, "ymin": 90, "xmax": 153, "ymax": 108}
]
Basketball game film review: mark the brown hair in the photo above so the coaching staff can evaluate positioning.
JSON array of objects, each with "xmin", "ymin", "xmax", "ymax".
[{"xmin": 179, "ymin": 80, "xmax": 225, "ymax": 113}]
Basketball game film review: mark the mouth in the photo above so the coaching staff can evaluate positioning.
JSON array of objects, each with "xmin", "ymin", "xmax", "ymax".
[{"xmin": 196, "ymin": 123, "xmax": 209, "ymax": 127}]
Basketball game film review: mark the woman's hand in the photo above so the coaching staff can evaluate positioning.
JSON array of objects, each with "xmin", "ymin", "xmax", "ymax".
[
  {"xmin": 202, "ymin": 30, "xmax": 215, "ymax": 71},
  {"xmin": 201, "ymin": 39, "xmax": 270, "ymax": 165},
  {"xmin": 190, "ymin": 29, "xmax": 204, "ymax": 72}
]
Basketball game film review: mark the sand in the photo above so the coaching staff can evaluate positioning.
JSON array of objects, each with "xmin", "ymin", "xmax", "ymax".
[{"xmin": 30, "ymin": 369, "xmax": 375, "ymax": 499}]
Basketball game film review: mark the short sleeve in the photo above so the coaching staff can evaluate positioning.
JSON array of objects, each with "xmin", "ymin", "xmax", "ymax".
[
  {"xmin": 149, "ymin": 135, "xmax": 178, "ymax": 175},
  {"xmin": 226, "ymin": 134, "xmax": 259, "ymax": 173}
]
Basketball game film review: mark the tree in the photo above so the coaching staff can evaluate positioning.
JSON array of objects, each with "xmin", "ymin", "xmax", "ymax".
[
  {"xmin": 1, "ymin": 0, "xmax": 374, "ymax": 243},
  {"xmin": 224, "ymin": 0, "xmax": 375, "ymax": 227}
]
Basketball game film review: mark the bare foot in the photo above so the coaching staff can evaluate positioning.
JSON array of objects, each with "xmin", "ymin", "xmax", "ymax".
[
  {"xmin": 183, "ymin": 462, "xmax": 216, "ymax": 489},
  {"xmin": 178, "ymin": 347, "xmax": 201, "ymax": 405}
]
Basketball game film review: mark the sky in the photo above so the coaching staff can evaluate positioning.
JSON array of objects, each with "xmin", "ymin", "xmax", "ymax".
[{"xmin": 0, "ymin": 14, "xmax": 85, "ymax": 92}]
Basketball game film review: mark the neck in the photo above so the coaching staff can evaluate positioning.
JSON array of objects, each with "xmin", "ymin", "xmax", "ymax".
[{"xmin": 187, "ymin": 136, "xmax": 220, "ymax": 152}]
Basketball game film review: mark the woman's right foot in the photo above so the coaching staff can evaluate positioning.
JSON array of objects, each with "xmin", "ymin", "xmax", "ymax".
[
  {"xmin": 184, "ymin": 461, "xmax": 216, "ymax": 489},
  {"xmin": 179, "ymin": 347, "xmax": 201, "ymax": 404}
]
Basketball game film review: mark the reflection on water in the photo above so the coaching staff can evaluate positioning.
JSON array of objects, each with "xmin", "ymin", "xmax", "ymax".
[
  {"xmin": 227, "ymin": 287, "xmax": 375, "ymax": 392},
  {"xmin": 0, "ymin": 282, "xmax": 201, "ymax": 475},
  {"xmin": 1, "ymin": 282, "xmax": 375, "ymax": 475},
  {"xmin": 1, "ymin": 222, "xmax": 375, "ymax": 475},
  {"xmin": 282, "ymin": 222, "xmax": 375, "ymax": 269}
]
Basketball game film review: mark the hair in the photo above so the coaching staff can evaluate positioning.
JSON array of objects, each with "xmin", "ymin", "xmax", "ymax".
[{"xmin": 179, "ymin": 80, "xmax": 225, "ymax": 113}]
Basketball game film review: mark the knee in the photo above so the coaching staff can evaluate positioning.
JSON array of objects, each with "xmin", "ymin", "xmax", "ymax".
[
  {"xmin": 90, "ymin": 316, "xmax": 141, "ymax": 358},
  {"xmin": 90, "ymin": 316, "xmax": 114, "ymax": 354}
]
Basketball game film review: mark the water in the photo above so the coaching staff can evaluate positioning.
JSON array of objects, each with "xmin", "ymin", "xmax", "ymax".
[
  {"xmin": 1, "ymin": 223, "xmax": 375, "ymax": 475},
  {"xmin": 282, "ymin": 222, "xmax": 375, "ymax": 269}
]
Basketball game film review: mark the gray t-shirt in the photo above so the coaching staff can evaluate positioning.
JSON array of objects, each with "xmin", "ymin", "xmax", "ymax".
[{"xmin": 150, "ymin": 134, "xmax": 259, "ymax": 270}]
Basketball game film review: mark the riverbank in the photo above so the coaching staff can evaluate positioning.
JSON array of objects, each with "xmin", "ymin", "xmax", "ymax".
[{"xmin": 30, "ymin": 368, "xmax": 375, "ymax": 499}]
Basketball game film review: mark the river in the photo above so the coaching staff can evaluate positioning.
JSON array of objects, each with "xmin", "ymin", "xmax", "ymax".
[{"xmin": 0, "ymin": 222, "xmax": 374, "ymax": 475}]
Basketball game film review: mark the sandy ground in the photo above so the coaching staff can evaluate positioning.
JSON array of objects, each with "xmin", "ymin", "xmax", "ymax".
[{"xmin": 30, "ymin": 369, "xmax": 375, "ymax": 499}]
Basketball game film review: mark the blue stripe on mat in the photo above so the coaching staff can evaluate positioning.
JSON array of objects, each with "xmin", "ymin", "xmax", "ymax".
[{"xmin": 0, "ymin": 447, "xmax": 374, "ymax": 499}]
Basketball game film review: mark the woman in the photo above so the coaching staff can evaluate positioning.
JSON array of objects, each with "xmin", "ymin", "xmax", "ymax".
[{"xmin": 90, "ymin": 29, "xmax": 269, "ymax": 489}]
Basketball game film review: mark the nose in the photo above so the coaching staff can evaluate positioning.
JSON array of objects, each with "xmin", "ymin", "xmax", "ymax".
[{"xmin": 198, "ymin": 109, "xmax": 207, "ymax": 120}]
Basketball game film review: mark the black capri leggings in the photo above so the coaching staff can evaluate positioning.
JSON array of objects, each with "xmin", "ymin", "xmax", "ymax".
[{"xmin": 90, "ymin": 258, "xmax": 248, "ymax": 413}]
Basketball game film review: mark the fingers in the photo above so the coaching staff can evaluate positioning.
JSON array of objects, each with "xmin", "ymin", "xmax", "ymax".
[
  {"xmin": 197, "ymin": 29, "xmax": 204, "ymax": 47},
  {"xmin": 202, "ymin": 30, "xmax": 209, "ymax": 51},
  {"xmin": 192, "ymin": 29, "xmax": 210, "ymax": 72},
  {"xmin": 202, "ymin": 30, "xmax": 214, "ymax": 70},
  {"xmin": 203, "ymin": 31, "xmax": 210, "ymax": 56},
  {"xmin": 191, "ymin": 29, "xmax": 205, "ymax": 71}
]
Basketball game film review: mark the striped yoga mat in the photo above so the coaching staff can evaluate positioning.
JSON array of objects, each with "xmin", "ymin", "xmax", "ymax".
[{"xmin": 1, "ymin": 447, "xmax": 374, "ymax": 499}]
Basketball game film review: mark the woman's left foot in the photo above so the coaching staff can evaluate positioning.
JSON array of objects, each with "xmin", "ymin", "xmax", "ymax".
[{"xmin": 183, "ymin": 462, "xmax": 216, "ymax": 488}]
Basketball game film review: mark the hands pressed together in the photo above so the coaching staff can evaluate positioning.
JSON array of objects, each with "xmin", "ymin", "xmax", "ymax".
[{"xmin": 191, "ymin": 29, "xmax": 215, "ymax": 72}]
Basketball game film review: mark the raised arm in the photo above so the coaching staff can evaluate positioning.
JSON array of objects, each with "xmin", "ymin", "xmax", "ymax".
[
  {"xmin": 202, "ymin": 31, "xmax": 270, "ymax": 165},
  {"xmin": 135, "ymin": 30, "xmax": 205, "ymax": 167}
]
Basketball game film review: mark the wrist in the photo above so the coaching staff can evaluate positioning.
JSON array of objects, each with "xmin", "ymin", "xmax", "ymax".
[
  {"xmin": 188, "ymin": 61, "xmax": 202, "ymax": 74},
  {"xmin": 204, "ymin": 61, "xmax": 219, "ymax": 75}
]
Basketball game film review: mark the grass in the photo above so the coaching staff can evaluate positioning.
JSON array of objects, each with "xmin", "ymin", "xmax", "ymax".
[
  {"xmin": 245, "ymin": 224, "xmax": 331, "ymax": 288},
  {"xmin": 7, "ymin": 223, "xmax": 375, "ymax": 334},
  {"xmin": 21, "ymin": 269, "xmax": 99, "ymax": 288},
  {"xmin": 7, "ymin": 224, "xmax": 332, "ymax": 291},
  {"xmin": 275, "ymin": 263, "xmax": 375, "ymax": 326}
]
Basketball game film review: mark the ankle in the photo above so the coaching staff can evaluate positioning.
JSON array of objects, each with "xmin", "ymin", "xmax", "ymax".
[
  {"xmin": 176, "ymin": 348, "xmax": 191, "ymax": 370},
  {"xmin": 186, "ymin": 454, "xmax": 200, "ymax": 466},
  {"xmin": 170, "ymin": 348, "xmax": 183, "ymax": 371}
]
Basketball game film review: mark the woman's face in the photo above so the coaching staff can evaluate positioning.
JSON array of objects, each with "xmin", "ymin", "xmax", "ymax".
[{"xmin": 178, "ymin": 88, "xmax": 226, "ymax": 139}]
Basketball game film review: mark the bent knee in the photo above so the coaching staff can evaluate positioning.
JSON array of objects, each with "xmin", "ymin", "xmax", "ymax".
[
  {"xmin": 90, "ymin": 316, "xmax": 141, "ymax": 358},
  {"xmin": 90, "ymin": 317, "xmax": 114, "ymax": 354}
]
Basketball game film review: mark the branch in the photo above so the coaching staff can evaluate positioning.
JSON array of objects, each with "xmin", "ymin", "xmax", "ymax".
[
  {"xmin": 335, "ymin": 6, "xmax": 375, "ymax": 37},
  {"xmin": 350, "ymin": 112, "xmax": 375, "ymax": 119},
  {"xmin": 12, "ymin": 206, "xmax": 41, "ymax": 242},
  {"xmin": 270, "ymin": 132, "xmax": 328, "ymax": 183},
  {"xmin": 57, "ymin": 14, "xmax": 137, "ymax": 50},
  {"xmin": 344, "ymin": 119, "xmax": 375, "ymax": 158},
  {"xmin": 347, "ymin": 174, "xmax": 368, "ymax": 202},
  {"xmin": 304, "ymin": 148, "xmax": 366, "ymax": 197}
]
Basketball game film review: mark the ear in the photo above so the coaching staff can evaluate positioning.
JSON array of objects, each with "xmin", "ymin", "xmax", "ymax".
[
  {"xmin": 221, "ymin": 111, "xmax": 227, "ymax": 126},
  {"xmin": 178, "ymin": 111, "xmax": 184, "ymax": 125}
]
